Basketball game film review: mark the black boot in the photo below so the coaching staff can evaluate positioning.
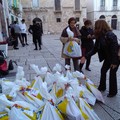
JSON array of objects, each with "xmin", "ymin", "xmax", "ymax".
[
  {"xmin": 34, "ymin": 43, "xmax": 38, "ymax": 50},
  {"xmin": 79, "ymin": 63, "xmax": 84, "ymax": 73}
]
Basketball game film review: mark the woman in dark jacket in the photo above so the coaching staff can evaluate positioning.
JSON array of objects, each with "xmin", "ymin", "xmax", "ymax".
[
  {"xmin": 87, "ymin": 20, "xmax": 119, "ymax": 97},
  {"xmin": 79, "ymin": 20, "xmax": 94, "ymax": 72}
]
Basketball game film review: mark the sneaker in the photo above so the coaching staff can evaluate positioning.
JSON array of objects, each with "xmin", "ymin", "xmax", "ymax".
[{"xmin": 26, "ymin": 43, "xmax": 29, "ymax": 45}]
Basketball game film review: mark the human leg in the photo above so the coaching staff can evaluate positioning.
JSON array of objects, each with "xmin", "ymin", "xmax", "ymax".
[
  {"xmin": 79, "ymin": 57, "xmax": 85, "ymax": 72},
  {"xmin": 98, "ymin": 60, "xmax": 110, "ymax": 91},
  {"xmin": 18, "ymin": 33, "xmax": 24, "ymax": 46},
  {"xmin": 38, "ymin": 36, "xmax": 42, "ymax": 50},
  {"xmin": 108, "ymin": 65, "xmax": 119, "ymax": 96},
  {"xmin": 72, "ymin": 58, "xmax": 79, "ymax": 71},
  {"xmin": 21, "ymin": 33, "xmax": 25, "ymax": 46},
  {"xmin": 24, "ymin": 33, "xmax": 28, "ymax": 45},
  {"xmin": 65, "ymin": 58, "xmax": 71, "ymax": 70},
  {"xmin": 85, "ymin": 56, "xmax": 91, "ymax": 71}
]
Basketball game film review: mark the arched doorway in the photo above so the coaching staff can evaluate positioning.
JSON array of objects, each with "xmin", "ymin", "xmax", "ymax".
[
  {"xmin": 33, "ymin": 17, "xmax": 42, "ymax": 23},
  {"xmin": 33, "ymin": 17, "xmax": 43, "ymax": 33},
  {"xmin": 111, "ymin": 15, "xmax": 117, "ymax": 29},
  {"xmin": 99, "ymin": 15, "xmax": 105, "ymax": 20}
]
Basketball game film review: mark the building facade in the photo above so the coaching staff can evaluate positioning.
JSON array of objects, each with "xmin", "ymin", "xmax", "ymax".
[
  {"xmin": 21, "ymin": 0, "xmax": 87, "ymax": 34},
  {"xmin": 0, "ymin": 0, "xmax": 10, "ymax": 41},
  {"xmin": 87, "ymin": 0, "xmax": 120, "ymax": 30},
  {"xmin": 8, "ymin": 0, "xmax": 23, "ymax": 24},
  {"xmin": 0, "ymin": 0, "xmax": 23, "ymax": 41}
]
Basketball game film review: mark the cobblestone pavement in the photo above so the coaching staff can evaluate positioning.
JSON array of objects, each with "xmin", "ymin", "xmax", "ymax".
[{"xmin": 0, "ymin": 30, "xmax": 120, "ymax": 120}]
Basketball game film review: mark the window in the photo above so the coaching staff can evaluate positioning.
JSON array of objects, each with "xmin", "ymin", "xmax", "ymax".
[
  {"xmin": 32, "ymin": 0, "xmax": 39, "ymax": 8},
  {"xmin": 55, "ymin": 0, "xmax": 61, "ymax": 11},
  {"xmin": 76, "ymin": 17, "xmax": 80, "ymax": 22},
  {"xmin": 75, "ymin": 0, "xmax": 80, "ymax": 11},
  {"xmin": 101, "ymin": 0, "xmax": 105, "ymax": 6},
  {"xmin": 11, "ymin": 16, "xmax": 14, "ymax": 23},
  {"xmin": 100, "ymin": 0, "xmax": 105, "ymax": 11},
  {"xmin": 113, "ymin": 0, "xmax": 117, "ymax": 6},
  {"xmin": 56, "ymin": 18, "xmax": 61, "ymax": 22}
]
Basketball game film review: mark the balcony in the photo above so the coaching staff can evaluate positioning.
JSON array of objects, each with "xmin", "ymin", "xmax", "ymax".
[{"xmin": 54, "ymin": 7, "xmax": 62, "ymax": 14}]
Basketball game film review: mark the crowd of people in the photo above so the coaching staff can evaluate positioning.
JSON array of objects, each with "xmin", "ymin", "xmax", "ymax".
[
  {"xmin": 9, "ymin": 19, "xmax": 43, "ymax": 50},
  {"xmin": 60, "ymin": 17, "xmax": 120, "ymax": 97},
  {"xmin": 7, "ymin": 17, "xmax": 120, "ymax": 98}
]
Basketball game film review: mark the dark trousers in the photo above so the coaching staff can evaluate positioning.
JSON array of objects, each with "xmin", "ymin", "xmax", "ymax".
[
  {"xmin": 33, "ymin": 36, "xmax": 42, "ymax": 49},
  {"xmin": 13, "ymin": 38, "xmax": 18, "ymax": 48},
  {"xmin": 21, "ymin": 33, "xmax": 27, "ymax": 44},
  {"xmin": 85, "ymin": 56, "xmax": 91, "ymax": 69},
  {"xmin": 65, "ymin": 58, "xmax": 79, "ymax": 71},
  {"xmin": 99, "ymin": 59, "xmax": 119, "ymax": 95},
  {"xmin": 11, "ymin": 35, "xmax": 18, "ymax": 48},
  {"xmin": 15, "ymin": 33, "xmax": 23, "ymax": 45}
]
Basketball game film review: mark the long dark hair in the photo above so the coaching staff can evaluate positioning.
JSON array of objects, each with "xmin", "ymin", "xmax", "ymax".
[{"xmin": 94, "ymin": 20, "xmax": 111, "ymax": 38}]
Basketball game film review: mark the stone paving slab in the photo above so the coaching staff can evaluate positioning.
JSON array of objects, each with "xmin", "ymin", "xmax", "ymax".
[{"xmin": 0, "ymin": 32, "xmax": 120, "ymax": 120}]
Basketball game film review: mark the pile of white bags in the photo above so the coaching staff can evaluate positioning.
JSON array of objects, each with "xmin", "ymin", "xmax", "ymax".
[{"xmin": 0, "ymin": 64, "xmax": 104, "ymax": 120}]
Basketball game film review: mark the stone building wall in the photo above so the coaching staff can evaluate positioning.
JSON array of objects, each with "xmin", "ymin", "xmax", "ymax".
[{"xmin": 21, "ymin": 0, "xmax": 87, "ymax": 34}]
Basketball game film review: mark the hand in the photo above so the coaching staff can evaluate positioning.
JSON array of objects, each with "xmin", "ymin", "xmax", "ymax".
[
  {"xmin": 68, "ymin": 37, "xmax": 74, "ymax": 41},
  {"xmin": 74, "ymin": 38, "xmax": 80, "ymax": 43},
  {"xmin": 87, "ymin": 34, "xmax": 92, "ymax": 39},
  {"xmin": 81, "ymin": 57, "xmax": 86, "ymax": 63},
  {"xmin": 110, "ymin": 64, "xmax": 117, "ymax": 69},
  {"xmin": 92, "ymin": 35, "xmax": 95, "ymax": 39}
]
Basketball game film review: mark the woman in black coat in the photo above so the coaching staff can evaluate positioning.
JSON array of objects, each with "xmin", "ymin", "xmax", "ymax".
[
  {"xmin": 79, "ymin": 20, "xmax": 94, "ymax": 72},
  {"xmin": 87, "ymin": 20, "xmax": 119, "ymax": 97}
]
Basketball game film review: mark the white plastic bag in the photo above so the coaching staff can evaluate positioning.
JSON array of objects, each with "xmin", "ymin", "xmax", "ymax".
[
  {"xmin": 58, "ymin": 96, "xmax": 84, "ymax": 120},
  {"xmin": 41, "ymin": 102, "xmax": 63, "ymax": 120},
  {"xmin": 9, "ymin": 107, "xmax": 31, "ymax": 120},
  {"xmin": 72, "ymin": 71, "xmax": 86, "ymax": 79},
  {"xmin": 1, "ymin": 80, "xmax": 16, "ymax": 95},
  {"xmin": 44, "ymin": 72, "xmax": 56, "ymax": 86},
  {"xmin": 86, "ymin": 79, "xmax": 105, "ymax": 103},
  {"xmin": 66, "ymin": 27, "xmax": 74, "ymax": 37},
  {"xmin": 0, "ymin": 97, "xmax": 6, "ymax": 112},
  {"xmin": 63, "ymin": 41, "xmax": 82, "ymax": 58},
  {"xmin": 16, "ymin": 66, "xmax": 25, "ymax": 80},
  {"xmin": 79, "ymin": 98, "xmax": 101, "ymax": 120},
  {"xmin": 80, "ymin": 85, "xmax": 96, "ymax": 106},
  {"xmin": 31, "ymin": 64, "xmax": 48, "ymax": 78},
  {"xmin": 53, "ymin": 63, "xmax": 62, "ymax": 73}
]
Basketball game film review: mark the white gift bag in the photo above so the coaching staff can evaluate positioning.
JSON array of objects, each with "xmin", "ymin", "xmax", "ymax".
[
  {"xmin": 41, "ymin": 102, "xmax": 63, "ymax": 120},
  {"xmin": 79, "ymin": 98, "xmax": 101, "ymax": 120},
  {"xmin": 63, "ymin": 41, "xmax": 82, "ymax": 58},
  {"xmin": 9, "ymin": 107, "xmax": 31, "ymax": 120},
  {"xmin": 86, "ymin": 79, "xmax": 105, "ymax": 103}
]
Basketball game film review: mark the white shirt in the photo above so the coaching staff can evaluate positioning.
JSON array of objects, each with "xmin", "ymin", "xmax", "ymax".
[{"xmin": 19, "ymin": 23, "xmax": 27, "ymax": 34}]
